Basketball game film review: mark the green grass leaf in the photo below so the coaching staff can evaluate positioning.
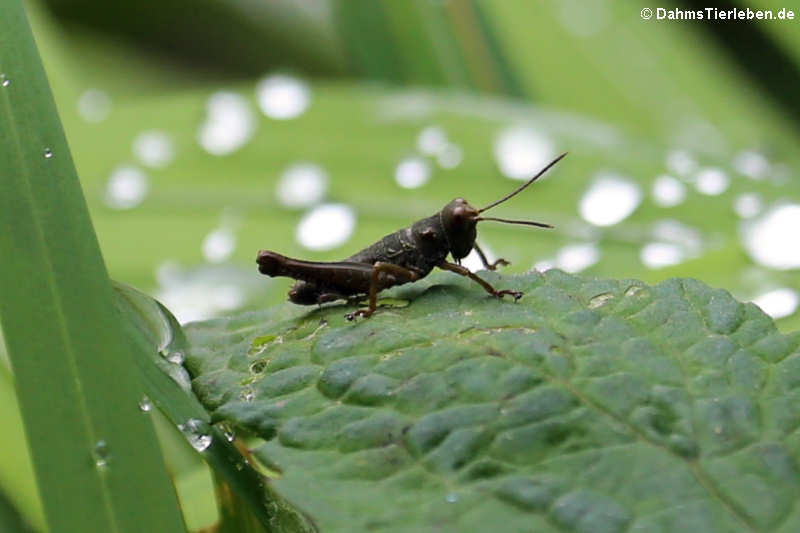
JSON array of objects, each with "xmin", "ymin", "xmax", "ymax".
[
  {"xmin": 0, "ymin": 3, "xmax": 185, "ymax": 531},
  {"xmin": 184, "ymin": 270, "xmax": 800, "ymax": 532}
]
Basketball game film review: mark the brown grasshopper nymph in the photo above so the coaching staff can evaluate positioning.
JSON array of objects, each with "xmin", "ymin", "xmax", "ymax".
[{"xmin": 257, "ymin": 153, "xmax": 566, "ymax": 320}]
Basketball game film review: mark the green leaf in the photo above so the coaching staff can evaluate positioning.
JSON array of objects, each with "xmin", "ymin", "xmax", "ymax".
[
  {"xmin": 0, "ymin": 2, "xmax": 184, "ymax": 532},
  {"xmin": 184, "ymin": 270, "xmax": 800, "ymax": 533}
]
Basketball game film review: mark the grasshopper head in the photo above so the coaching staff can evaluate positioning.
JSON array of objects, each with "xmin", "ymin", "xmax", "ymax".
[{"xmin": 440, "ymin": 198, "xmax": 479, "ymax": 260}]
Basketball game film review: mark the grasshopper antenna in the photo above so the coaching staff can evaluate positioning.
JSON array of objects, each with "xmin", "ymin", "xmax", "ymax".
[
  {"xmin": 478, "ymin": 152, "xmax": 567, "ymax": 213},
  {"xmin": 476, "ymin": 216, "xmax": 553, "ymax": 228}
]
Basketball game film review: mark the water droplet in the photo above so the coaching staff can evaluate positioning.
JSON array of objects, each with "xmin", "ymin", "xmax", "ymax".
[
  {"xmin": 579, "ymin": 174, "xmax": 641, "ymax": 226},
  {"xmin": 494, "ymin": 127, "xmax": 554, "ymax": 181},
  {"xmin": 588, "ymin": 292, "xmax": 614, "ymax": 309},
  {"xmin": 741, "ymin": 203, "xmax": 800, "ymax": 270},
  {"xmin": 437, "ymin": 143, "xmax": 463, "ymax": 169},
  {"xmin": 651, "ymin": 175, "xmax": 686, "ymax": 207},
  {"xmin": 249, "ymin": 360, "xmax": 267, "ymax": 374},
  {"xmin": 138, "ymin": 396, "xmax": 153, "ymax": 412},
  {"xmin": 666, "ymin": 150, "xmax": 697, "ymax": 177},
  {"xmin": 276, "ymin": 163, "xmax": 328, "ymax": 208},
  {"xmin": 242, "ymin": 389, "xmax": 255, "ymax": 402},
  {"xmin": 417, "ymin": 126, "xmax": 448, "ymax": 155},
  {"xmin": 694, "ymin": 167, "xmax": 729, "ymax": 196},
  {"xmin": 296, "ymin": 204, "xmax": 356, "ymax": 251},
  {"xmin": 555, "ymin": 243, "xmax": 600, "ymax": 273},
  {"xmin": 103, "ymin": 165, "xmax": 149, "ymax": 209},
  {"xmin": 445, "ymin": 493, "xmax": 458, "ymax": 503},
  {"xmin": 77, "ymin": 89, "xmax": 111, "ymax": 122},
  {"xmin": 165, "ymin": 350, "xmax": 185, "ymax": 365},
  {"xmin": 197, "ymin": 91, "xmax": 256, "ymax": 156},
  {"xmin": 168, "ymin": 364, "xmax": 192, "ymax": 392},
  {"xmin": 1, "ymin": 74, "xmax": 10, "ymax": 87},
  {"xmin": 395, "ymin": 156, "xmax": 431, "ymax": 189},
  {"xmin": 733, "ymin": 150, "xmax": 769, "ymax": 180},
  {"xmin": 641, "ymin": 242, "xmax": 686, "ymax": 269},
  {"xmin": 224, "ymin": 427, "xmax": 236, "ymax": 442},
  {"xmin": 179, "ymin": 419, "xmax": 212, "ymax": 452},
  {"xmin": 92, "ymin": 440, "xmax": 111, "ymax": 468},
  {"xmin": 625, "ymin": 285, "xmax": 644, "ymax": 297},
  {"xmin": 202, "ymin": 228, "xmax": 236, "ymax": 263},
  {"xmin": 256, "ymin": 74, "xmax": 311, "ymax": 120},
  {"xmin": 43, "ymin": 148, "xmax": 53, "ymax": 159},
  {"xmin": 733, "ymin": 193, "xmax": 762, "ymax": 219},
  {"xmin": 751, "ymin": 288, "xmax": 799, "ymax": 319},
  {"xmin": 133, "ymin": 130, "xmax": 174, "ymax": 168},
  {"xmin": 533, "ymin": 259, "xmax": 555, "ymax": 272}
]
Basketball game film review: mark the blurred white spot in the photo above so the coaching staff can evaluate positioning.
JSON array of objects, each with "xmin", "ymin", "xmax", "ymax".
[
  {"xmin": 734, "ymin": 193, "xmax": 762, "ymax": 219},
  {"xmin": 276, "ymin": 163, "xmax": 329, "ymax": 208},
  {"xmin": 640, "ymin": 242, "xmax": 686, "ymax": 269},
  {"xmin": 77, "ymin": 89, "xmax": 111, "ymax": 123},
  {"xmin": 1, "ymin": 73, "xmax": 10, "ymax": 87},
  {"xmin": 494, "ymin": 127, "xmax": 554, "ymax": 181},
  {"xmin": 559, "ymin": 0, "xmax": 610, "ymax": 36},
  {"xmin": 154, "ymin": 263, "xmax": 255, "ymax": 324},
  {"xmin": 256, "ymin": 74, "xmax": 311, "ymax": 120},
  {"xmin": 741, "ymin": 203, "xmax": 800, "ymax": 270},
  {"xmin": 533, "ymin": 259, "xmax": 555, "ymax": 272},
  {"xmin": 651, "ymin": 175, "xmax": 686, "ymax": 207},
  {"xmin": 651, "ymin": 219, "xmax": 702, "ymax": 254},
  {"xmin": 417, "ymin": 126, "xmax": 448, "ymax": 156},
  {"xmin": 395, "ymin": 156, "xmax": 431, "ymax": 189},
  {"xmin": 751, "ymin": 288, "xmax": 799, "ymax": 319},
  {"xmin": 133, "ymin": 130, "xmax": 174, "ymax": 168},
  {"xmin": 296, "ymin": 204, "xmax": 356, "ymax": 251},
  {"xmin": 104, "ymin": 165, "xmax": 149, "ymax": 209},
  {"xmin": 579, "ymin": 173, "xmax": 642, "ymax": 227},
  {"xmin": 555, "ymin": 243, "xmax": 599, "ymax": 273},
  {"xmin": 461, "ymin": 242, "xmax": 497, "ymax": 272},
  {"xmin": 694, "ymin": 167, "xmax": 729, "ymax": 196},
  {"xmin": 733, "ymin": 150, "xmax": 769, "ymax": 180},
  {"xmin": 437, "ymin": 143, "xmax": 463, "ymax": 169},
  {"xmin": 202, "ymin": 228, "xmax": 236, "ymax": 263},
  {"xmin": 666, "ymin": 150, "xmax": 697, "ymax": 177},
  {"xmin": 197, "ymin": 91, "xmax": 255, "ymax": 156}
]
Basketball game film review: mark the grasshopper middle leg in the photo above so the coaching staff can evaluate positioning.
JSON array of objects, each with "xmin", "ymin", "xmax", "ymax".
[{"xmin": 345, "ymin": 262, "xmax": 421, "ymax": 320}]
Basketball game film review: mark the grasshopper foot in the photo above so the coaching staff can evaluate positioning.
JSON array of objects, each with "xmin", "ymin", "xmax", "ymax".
[
  {"xmin": 495, "ymin": 289, "xmax": 523, "ymax": 301},
  {"xmin": 486, "ymin": 258, "xmax": 510, "ymax": 271},
  {"xmin": 345, "ymin": 308, "xmax": 374, "ymax": 321}
]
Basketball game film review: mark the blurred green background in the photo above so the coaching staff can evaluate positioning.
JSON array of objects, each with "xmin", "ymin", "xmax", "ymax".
[{"xmin": 3, "ymin": 0, "xmax": 800, "ymax": 529}]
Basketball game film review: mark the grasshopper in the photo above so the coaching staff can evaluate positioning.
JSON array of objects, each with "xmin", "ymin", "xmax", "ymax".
[{"xmin": 257, "ymin": 153, "xmax": 566, "ymax": 320}]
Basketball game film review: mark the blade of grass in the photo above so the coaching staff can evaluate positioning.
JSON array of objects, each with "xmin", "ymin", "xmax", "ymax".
[
  {"xmin": 114, "ymin": 282, "xmax": 318, "ymax": 533},
  {"xmin": 0, "ymin": 2, "xmax": 185, "ymax": 532}
]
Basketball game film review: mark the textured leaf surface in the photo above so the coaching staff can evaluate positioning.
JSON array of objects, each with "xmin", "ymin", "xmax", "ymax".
[{"xmin": 184, "ymin": 271, "xmax": 800, "ymax": 533}]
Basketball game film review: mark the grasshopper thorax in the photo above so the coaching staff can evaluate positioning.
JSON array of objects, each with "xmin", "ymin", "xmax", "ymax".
[{"xmin": 440, "ymin": 198, "xmax": 479, "ymax": 260}]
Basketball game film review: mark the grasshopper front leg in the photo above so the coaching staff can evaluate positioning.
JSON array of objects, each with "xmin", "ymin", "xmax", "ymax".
[
  {"xmin": 438, "ymin": 261, "xmax": 522, "ymax": 301},
  {"xmin": 345, "ymin": 262, "xmax": 421, "ymax": 320},
  {"xmin": 473, "ymin": 243, "xmax": 510, "ymax": 271}
]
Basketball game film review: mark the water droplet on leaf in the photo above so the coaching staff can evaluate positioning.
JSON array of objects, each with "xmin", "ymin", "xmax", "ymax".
[
  {"xmin": 92, "ymin": 440, "xmax": 111, "ymax": 468},
  {"xmin": 179, "ymin": 418, "xmax": 212, "ymax": 452},
  {"xmin": 138, "ymin": 396, "xmax": 153, "ymax": 412}
]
